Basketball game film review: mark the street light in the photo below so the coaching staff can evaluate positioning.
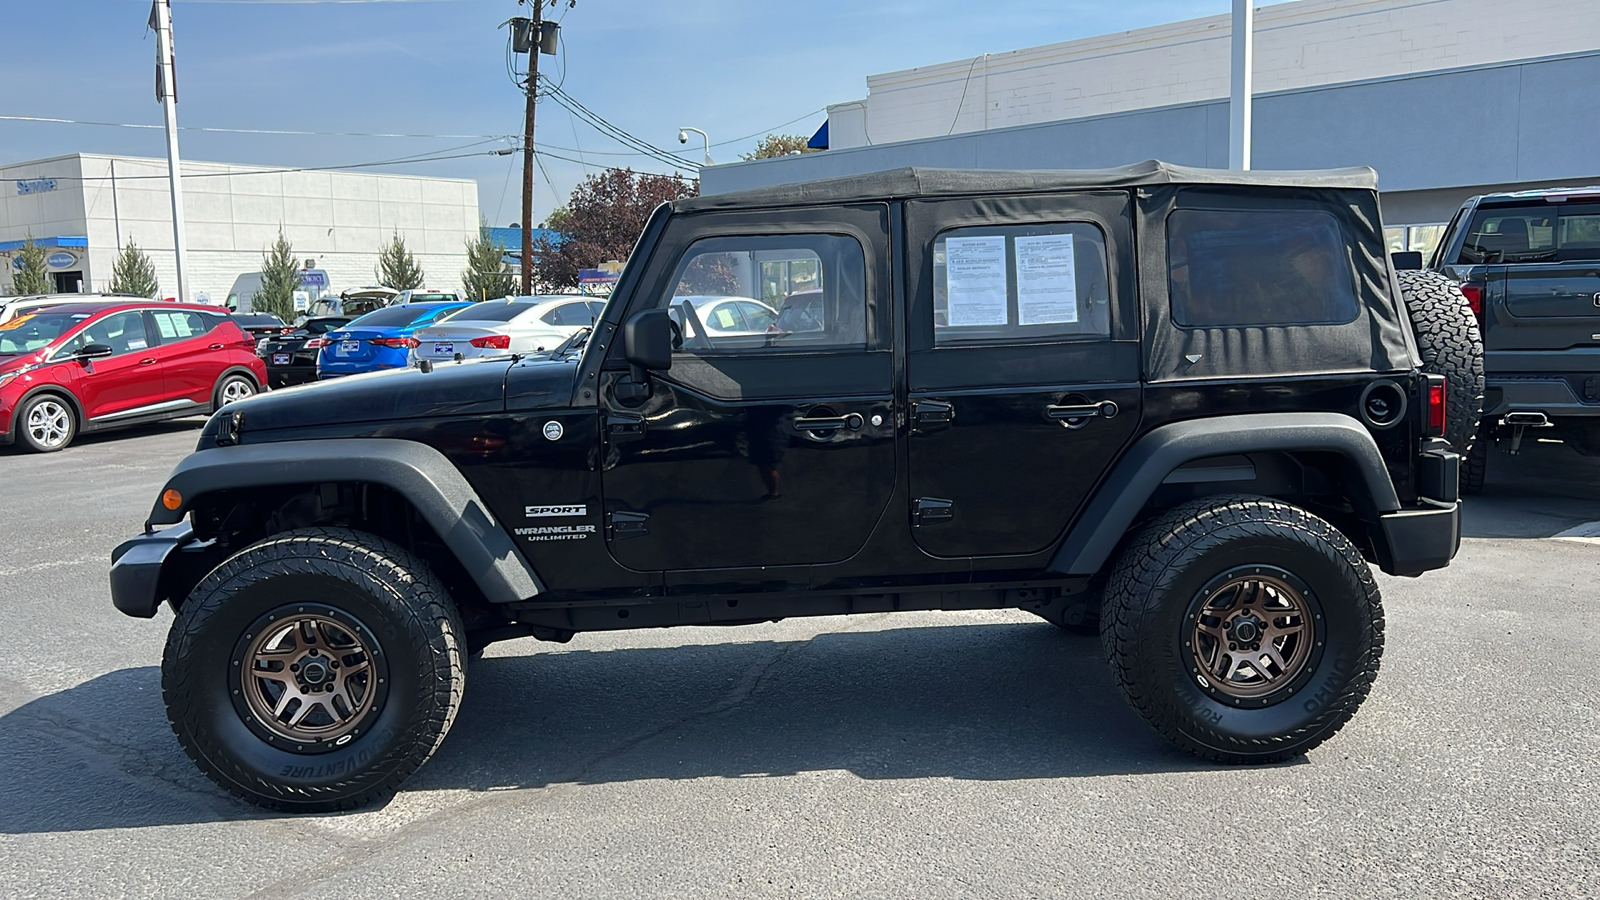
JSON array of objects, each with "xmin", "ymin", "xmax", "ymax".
[{"xmin": 678, "ymin": 126, "xmax": 712, "ymax": 165}]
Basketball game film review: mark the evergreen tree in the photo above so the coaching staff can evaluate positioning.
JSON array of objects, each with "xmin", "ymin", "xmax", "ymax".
[
  {"xmin": 109, "ymin": 238, "xmax": 160, "ymax": 298},
  {"xmin": 12, "ymin": 234, "xmax": 52, "ymax": 295},
  {"xmin": 375, "ymin": 231, "xmax": 425, "ymax": 290},
  {"xmin": 739, "ymin": 133, "xmax": 819, "ymax": 161},
  {"xmin": 255, "ymin": 229, "xmax": 302, "ymax": 322},
  {"xmin": 461, "ymin": 226, "xmax": 516, "ymax": 301}
]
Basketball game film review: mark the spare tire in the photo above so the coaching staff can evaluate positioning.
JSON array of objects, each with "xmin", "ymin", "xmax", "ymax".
[{"xmin": 1395, "ymin": 269, "xmax": 1485, "ymax": 467}]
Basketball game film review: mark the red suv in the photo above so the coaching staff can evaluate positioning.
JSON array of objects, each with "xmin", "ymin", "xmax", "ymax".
[{"xmin": 0, "ymin": 302, "xmax": 265, "ymax": 452}]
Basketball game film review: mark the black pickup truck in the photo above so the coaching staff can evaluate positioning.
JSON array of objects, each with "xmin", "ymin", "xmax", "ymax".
[
  {"xmin": 111, "ymin": 161, "xmax": 1478, "ymax": 811},
  {"xmin": 1428, "ymin": 187, "xmax": 1600, "ymax": 490}
]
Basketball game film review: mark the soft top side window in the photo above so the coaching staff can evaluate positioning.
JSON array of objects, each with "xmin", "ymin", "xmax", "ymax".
[
  {"xmin": 1167, "ymin": 208, "xmax": 1359, "ymax": 328},
  {"xmin": 932, "ymin": 221, "xmax": 1111, "ymax": 346},
  {"xmin": 659, "ymin": 233, "xmax": 867, "ymax": 354}
]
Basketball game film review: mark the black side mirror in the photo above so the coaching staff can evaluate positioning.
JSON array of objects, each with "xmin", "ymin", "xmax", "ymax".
[
  {"xmin": 623, "ymin": 309, "xmax": 673, "ymax": 372},
  {"xmin": 75, "ymin": 343, "xmax": 114, "ymax": 362}
]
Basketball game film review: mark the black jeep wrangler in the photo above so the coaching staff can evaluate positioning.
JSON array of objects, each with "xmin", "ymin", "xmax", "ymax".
[
  {"xmin": 111, "ymin": 162, "xmax": 1480, "ymax": 811},
  {"xmin": 1426, "ymin": 185, "xmax": 1600, "ymax": 491}
]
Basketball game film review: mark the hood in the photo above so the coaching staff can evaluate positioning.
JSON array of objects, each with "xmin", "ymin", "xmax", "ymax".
[
  {"xmin": 0, "ymin": 348, "xmax": 48, "ymax": 376},
  {"xmin": 231, "ymin": 358, "xmax": 519, "ymax": 434}
]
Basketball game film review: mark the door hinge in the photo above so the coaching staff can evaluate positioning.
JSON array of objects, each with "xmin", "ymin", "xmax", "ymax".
[
  {"xmin": 913, "ymin": 497, "xmax": 954, "ymax": 526},
  {"xmin": 609, "ymin": 510, "xmax": 649, "ymax": 539},
  {"xmin": 606, "ymin": 412, "xmax": 645, "ymax": 442}
]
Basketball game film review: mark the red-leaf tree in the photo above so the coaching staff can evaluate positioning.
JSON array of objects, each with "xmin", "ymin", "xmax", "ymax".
[{"xmin": 532, "ymin": 168, "xmax": 698, "ymax": 290}]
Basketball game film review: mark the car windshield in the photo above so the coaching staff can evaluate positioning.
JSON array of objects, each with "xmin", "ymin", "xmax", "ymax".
[
  {"xmin": 438, "ymin": 302, "xmax": 531, "ymax": 323},
  {"xmin": 346, "ymin": 306, "xmax": 446, "ymax": 328},
  {"xmin": 0, "ymin": 311, "xmax": 93, "ymax": 354}
]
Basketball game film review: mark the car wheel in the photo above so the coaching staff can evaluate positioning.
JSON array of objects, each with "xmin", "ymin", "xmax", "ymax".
[
  {"xmin": 215, "ymin": 374, "xmax": 257, "ymax": 408},
  {"xmin": 1462, "ymin": 420, "xmax": 1490, "ymax": 495},
  {"xmin": 1101, "ymin": 495, "xmax": 1383, "ymax": 764},
  {"xmin": 16, "ymin": 393, "xmax": 77, "ymax": 452},
  {"xmin": 1395, "ymin": 270, "xmax": 1485, "ymax": 457},
  {"xmin": 162, "ymin": 527, "xmax": 467, "ymax": 812}
]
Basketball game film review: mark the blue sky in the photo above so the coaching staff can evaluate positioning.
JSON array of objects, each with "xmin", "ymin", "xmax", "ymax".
[{"xmin": 2, "ymin": 0, "xmax": 1232, "ymax": 225}]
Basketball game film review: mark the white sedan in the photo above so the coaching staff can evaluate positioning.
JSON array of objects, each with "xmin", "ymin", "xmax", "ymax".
[{"xmin": 406, "ymin": 295, "xmax": 604, "ymax": 363}]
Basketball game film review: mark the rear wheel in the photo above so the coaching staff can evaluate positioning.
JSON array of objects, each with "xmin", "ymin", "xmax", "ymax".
[
  {"xmin": 1462, "ymin": 421, "xmax": 1490, "ymax": 495},
  {"xmin": 162, "ymin": 528, "xmax": 466, "ymax": 811},
  {"xmin": 16, "ymin": 394, "xmax": 77, "ymax": 452},
  {"xmin": 1396, "ymin": 270, "xmax": 1485, "ymax": 457},
  {"xmin": 214, "ymin": 373, "xmax": 257, "ymax": 409},
  {"xmin": 1101, "ymin": 496, "xmax": 1383, "ymax": 763}
]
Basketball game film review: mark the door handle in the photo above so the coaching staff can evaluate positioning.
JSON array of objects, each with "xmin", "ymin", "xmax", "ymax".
[
  {"xmin": 793, "ymin": 412, "xmax": 864, "ymax": 433},
  {"xmin": 912, "ymin": 399, "xmax": 954, "ymax": 431},
  {"xmin": 208, "ymin": 343, "xmax": 225, "ymax": 350},
  {"xmin": 138, "ymin": 358, "xmax": 157, "ymax": 365},
  {"xmin": 1047, "ymin": 400, "xmax": 1119, "ymax": 427}
]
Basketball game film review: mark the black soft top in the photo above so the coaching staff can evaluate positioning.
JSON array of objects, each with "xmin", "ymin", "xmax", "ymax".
[{"xmin": 677, "ymin": 160, "xmax": 1380, "ymax": 212}]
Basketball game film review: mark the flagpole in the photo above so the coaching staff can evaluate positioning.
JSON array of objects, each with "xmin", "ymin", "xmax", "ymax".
[{"xmin": 153, "ymin": 0, "xmax": 191, "ymax": 302}]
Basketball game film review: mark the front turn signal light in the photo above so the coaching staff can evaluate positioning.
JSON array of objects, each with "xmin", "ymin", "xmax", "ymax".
[{"xmin": 161, "ymin": 488, "xmax": 183, "ymax": 511}]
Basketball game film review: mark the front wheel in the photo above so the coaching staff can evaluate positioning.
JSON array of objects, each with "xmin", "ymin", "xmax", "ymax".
[
  {"xmin": 16, "ymin": 393, "xmax": 77, "ymax": 452},
  {"xmin": 162, "ymin": 528, "xmax": 466, "ymax": 811},
  {"xmin": 1101, "ymin": 496, "xmax": 1384, "ymax": 764}
]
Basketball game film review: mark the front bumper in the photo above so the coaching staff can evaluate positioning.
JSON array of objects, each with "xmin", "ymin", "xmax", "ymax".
[{"xmin": 109, "ymin": 521, "xmax": 198, "ymax": 618}]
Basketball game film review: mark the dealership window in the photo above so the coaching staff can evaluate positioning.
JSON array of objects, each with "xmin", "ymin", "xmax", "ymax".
[
  {"xmin": 932, "ymin": 221, "xmax": 1111, "ymax": 345},
  {"xmin": 1167, "ymin": 209, "xmax": 1359, "ymax": 328}
]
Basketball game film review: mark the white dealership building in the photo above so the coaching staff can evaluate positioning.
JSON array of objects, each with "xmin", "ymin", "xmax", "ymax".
[
  {"xmin": 0, "ymin": 153, "xmax": 480, "ymax": 303},
  {"xmin": 705, "ymin": 0, "xmax": 1600, "ymax": 260}
]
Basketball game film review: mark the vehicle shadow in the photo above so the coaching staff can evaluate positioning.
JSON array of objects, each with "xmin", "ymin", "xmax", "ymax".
[
  {"xmin": 0, "ymin": 621, "xmax": 1234, "ymax": 834},
  {"xmin": 1462, "ymin": 440, "xmax": 1600, "ymax": 538},
  {"xmin": 0, "ymin": 417, "xmax": 204, "ymax": 456}
]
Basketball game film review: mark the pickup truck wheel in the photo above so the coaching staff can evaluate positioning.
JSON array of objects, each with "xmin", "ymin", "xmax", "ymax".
[
  {"xmin": 1462, "ymin": 421, "xmax": 1490, "ymax": 495},
  {"xmin": 1395, "ymin": 270, "xmax": 1485, "ymax": 457},
  {"xmin": 162, "ymin": 527, "xmax": 466, "ymax": 812},
  {"xmin": 1101, "ymin": 496, "xmax": 1384, "ymax": 764}
]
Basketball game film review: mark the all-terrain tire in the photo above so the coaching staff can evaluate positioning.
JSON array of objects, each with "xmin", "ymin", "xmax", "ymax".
[
  {"xmin": 162, "ymin": 527, "xmax": 466, "ymax": 812},
  {"xmin": 1100, "ymin": 495, "xmax": 1384, "ymax": 764},
  {"xmin": 1462, "ymin": 421, "xmax": 1490, "ymax": 495},
  {"xmin": 1395, "ymin": 269, "xmax": 1485, "ymax": 456}
]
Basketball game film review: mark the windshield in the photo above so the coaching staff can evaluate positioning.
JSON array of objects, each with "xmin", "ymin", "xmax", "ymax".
[
  {"xmin": 439, "ymin": 302, "xmax": 531, "ymax": 324},
  {"xmin": 346, "ymin": 305, "xmax": 449, "ymax": 328},
  {"xmin": 0, "ymin": 312, "xmax": 92, "ymax": 355}
]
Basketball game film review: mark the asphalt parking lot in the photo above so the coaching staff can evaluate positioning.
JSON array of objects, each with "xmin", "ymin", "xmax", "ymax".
[{"xmin": 0, "ymin": 422, "xmax": 1596, "ymax": 899}]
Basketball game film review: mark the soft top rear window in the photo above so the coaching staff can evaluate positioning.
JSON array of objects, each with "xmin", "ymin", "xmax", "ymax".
[{"xmin": 1167, "ymin": 208, "xmax": 1359, "ymax": 328}]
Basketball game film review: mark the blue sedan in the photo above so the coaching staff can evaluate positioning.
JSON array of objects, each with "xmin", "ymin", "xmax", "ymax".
[{"xmin": 316, "ymin": 302, "xmax": 471, "ymax": 378}]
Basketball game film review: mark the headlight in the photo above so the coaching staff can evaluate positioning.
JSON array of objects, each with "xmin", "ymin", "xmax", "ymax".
[{"xmin": 0, "ymin": 372, "xmax": 18, "ymax": 391}]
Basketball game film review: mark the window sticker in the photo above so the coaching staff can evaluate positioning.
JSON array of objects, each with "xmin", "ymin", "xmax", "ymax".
[
  {"xmin": 1014, "ymin": 233, "xmax": 1078, "ymax": 325},
  {"xmin": 0, "ymin": 315, "xmax": 32, "ymax": 331},
  {"xmin": 944, "ymin": 235, "xmax": 1008, "ymax": 327},
  {"xmin": 153, "ymin": 314, "xmax": 178, "ymax": 339},
  {"xmin": 127, "ymin": 338, "xmax": 148, "ymax": 350}
]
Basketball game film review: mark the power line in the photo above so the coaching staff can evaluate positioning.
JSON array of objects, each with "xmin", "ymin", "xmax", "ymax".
[
  {"xmin": 540, "ymin": 78, "xmax": 699, "ymax": 171},
  {"xmin": 0, "ymin": 114, "xmax": 511, "ymax": 140},
  {"xmin": 3, "ymin": 148, "xmax": 511, "ymax": 183}
]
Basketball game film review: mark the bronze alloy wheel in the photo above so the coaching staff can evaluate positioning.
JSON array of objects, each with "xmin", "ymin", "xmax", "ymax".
[
  {"xmin": 1187, "ymin": 566, "xmax": 1320, "ymax": 704},
  {"xmin": 236, "ymin": 609, "xmax": 382, "ymax": 747}
]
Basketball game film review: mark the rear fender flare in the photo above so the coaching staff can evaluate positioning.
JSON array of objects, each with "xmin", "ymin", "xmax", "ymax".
[
  {"xmin": 1049, "ymin": 412, "xmax": 1400, "ymax": 575},
  {"xmin": 148, "ymin": 438, "xmax": 543, "ymax": 604}
]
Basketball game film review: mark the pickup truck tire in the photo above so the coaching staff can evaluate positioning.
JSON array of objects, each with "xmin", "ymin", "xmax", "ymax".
[
  {"xmin": 1101, "ymin": 496, "xmax": 1384, "ymax": 764},
  {"xmin": 1395, "ymin": 269, "xmax": 1485, "ymax": 458},
  {"xmin": 162, "ymin": 527, "xmax": 466, "ymax": 812},
  {"xmin": 1462, "ymin": 421, "xmax": 1490, "ymax": 495}
]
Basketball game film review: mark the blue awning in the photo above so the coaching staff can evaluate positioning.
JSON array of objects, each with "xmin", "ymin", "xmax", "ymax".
[
  {"xmin": 0, "ymin": 235, "xmax": 87, "ymax": 252},
  {"xmin": 807, "ymin": 120, "xmax": 829, "ymax": 150}
]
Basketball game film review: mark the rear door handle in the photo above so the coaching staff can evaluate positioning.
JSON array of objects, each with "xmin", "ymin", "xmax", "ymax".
[
  {"xmin": 912, "ymin": 399, "xmax": 954, "ymax": 432},
  {"xmin": 138, "ymin": 358, "xmax": 157, "ymax": 365},
  {"xmin": 793, "ymin": 412, "xmax": 863, "ymax": 433},
  {"xmin": 208, "ymin": 343, "xmax": 225, "ymax": 350},
  {"xmin": 1047, "ymin": 400, "xmax": 1119, "ymax": 426}
]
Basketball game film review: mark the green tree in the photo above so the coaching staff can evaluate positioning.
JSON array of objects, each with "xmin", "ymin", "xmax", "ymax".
[
  {"xmin": 739, "ymin": 133, "xmax": 819, "ymax": 161},
  {"xmin": 254, "ymin": 229, "xmax": 302, "ymax": 322},
  {"xmin": 375, "ymin": 231, "xmax": 425, "ymax": 290},
  {"xmin": 461, "ymin": 225, "xmax": 516, "ymax": 301},
  {"xmin": 12, "ymin": 233, "xmax": 52, "ymax": 295},
  {"xmin": 109, "ymin": 238, "xmax": 160, "ymax": 298},
  {"xmin": 532, "ymin": 168, "xmax": 697, "ymax": 290}
]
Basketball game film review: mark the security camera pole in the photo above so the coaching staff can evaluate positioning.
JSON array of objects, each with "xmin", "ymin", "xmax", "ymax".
[
  {"xmin": 679, "ymin": 127, "xmax": 712, "ymax": 166},
  {"xmin": 152, "ymin": 0, "xmax": 191, "ymax": 302}
]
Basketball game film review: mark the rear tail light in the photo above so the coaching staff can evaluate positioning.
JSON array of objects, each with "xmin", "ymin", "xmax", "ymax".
[
  {"xmin": 1458, "ymin": 282, "xmax": 1484, "ymax": 323},
  {"xmin": 405, "ymin": 337, "xmax": 420, "ymax": 349},
  {"xmin": 372, "ymin": 337, "xmax": 412, "ymax": 348},
  {"xmin": 469, "ymin": 334, "xmax": 511, "ymax": 349},
  {"xmin": 305, "ymin": 338, "xmax": 327, "ymax": 349},
  {"xmin": 1423, "ymin": 374, "xmax": 1447, "ymax": 438}
]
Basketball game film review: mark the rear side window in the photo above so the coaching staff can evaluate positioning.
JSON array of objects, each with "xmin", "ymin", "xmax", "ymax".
[
  {"xmin": 150, "ymin": 310, "xmax": 212, "ymax": 341},
  {"xmin": 932, "ymin": 222, "xmax": 1111, "ymax": 345},
  {"xmin": 1167, "ymin": 209, "xmax": 1359, "ymax": 328}
]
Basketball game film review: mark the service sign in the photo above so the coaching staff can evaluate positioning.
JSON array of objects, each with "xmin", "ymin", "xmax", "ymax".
[
  {"xmin": 15, "ymin": 178, "xmax": 57, "ymax": 195},
  {"xmin": 47, "ymin": 252, "xmax": 76, "ymax": 269}
]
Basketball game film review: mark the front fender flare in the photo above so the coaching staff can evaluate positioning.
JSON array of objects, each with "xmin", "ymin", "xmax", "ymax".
[
  {"xmin": 147, "ymin": 438, "xmax": 543, "ymax": 605},
  {"xmin": 1049, "ymin": 412, "xmax": 1400, "ymax": 576}
]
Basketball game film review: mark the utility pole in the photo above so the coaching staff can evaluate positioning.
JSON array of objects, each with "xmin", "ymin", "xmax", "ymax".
[
  {"xmin": 1229, "ymin": 0, "xmax": 1254, "ymax": 171},
  {"xmin": 153, "ymin": 0, "xmax": 191, "ymax": 301},
  {"xmin": 520, "ymin": 4, "xmax": 541, "ymax": 295}
]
